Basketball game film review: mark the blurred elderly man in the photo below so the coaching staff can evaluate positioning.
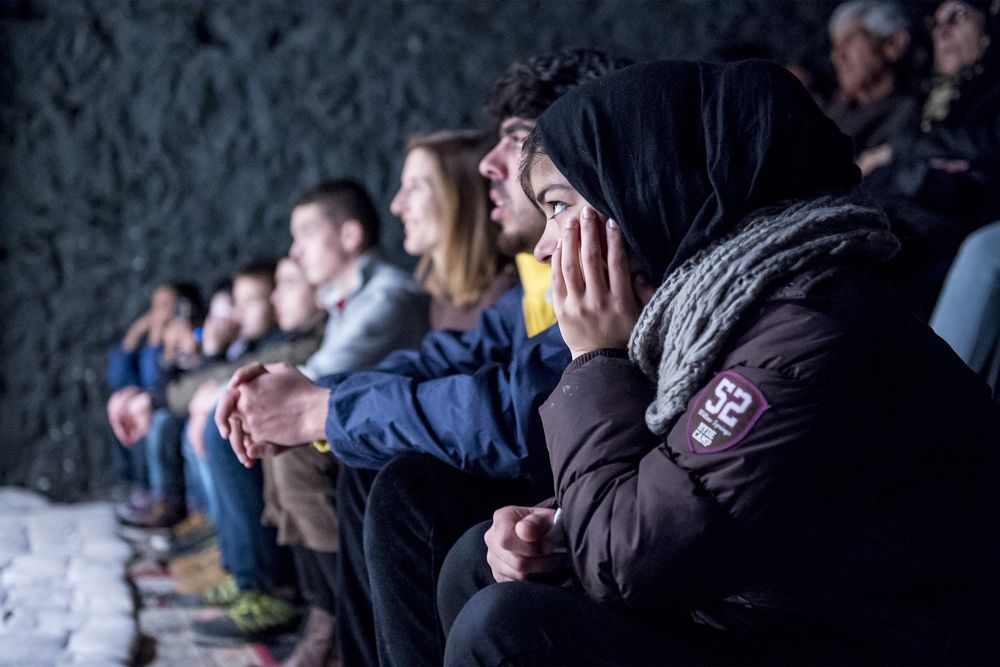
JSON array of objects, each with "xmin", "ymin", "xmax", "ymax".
[{"xmin": 826, "ymin": 0, "xmax": 917, "ymax": 154}]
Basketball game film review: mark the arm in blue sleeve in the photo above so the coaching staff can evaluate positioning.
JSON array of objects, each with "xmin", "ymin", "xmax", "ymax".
[
  {"xmin": 107, "ymin": 345, "xmax": 140, "ymax": 390},
  {"xmin": 319, "ymin": 313, "xmax": 569, "ymax": 489},
  {"xmin": 138, "ymin": 344, "xmax": 163, "ymax": 390}
]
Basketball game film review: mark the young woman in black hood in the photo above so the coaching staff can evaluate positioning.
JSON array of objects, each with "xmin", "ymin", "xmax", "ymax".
[{"xmin": 438, "ymin": 59, "xmax": 1000, "ymax": 665}]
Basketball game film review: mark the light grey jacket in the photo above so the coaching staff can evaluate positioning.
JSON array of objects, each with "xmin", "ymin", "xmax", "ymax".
[{"xmin": 300, "ymin": 252, "xmax": 429, "ymax": 380}]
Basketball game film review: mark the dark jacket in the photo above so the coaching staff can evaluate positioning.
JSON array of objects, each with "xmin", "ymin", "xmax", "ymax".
[
  {"xmin": 863, "ymin": 59, "xmax": 1000, "ymax": 317},
  {"xmin": 824, "ymin": 91, "xmax": 918, "ymax": 156},
  {"xmin": 540, "ymin": 264, "xmax": 1000, "ymax": 662},
  {"xmin": 318, "ymin": 285, "xmax": 570, "ymax": 490},
  {"xmin": 164, "ymin": 323, "xmax": 325, "ymax": 417}
]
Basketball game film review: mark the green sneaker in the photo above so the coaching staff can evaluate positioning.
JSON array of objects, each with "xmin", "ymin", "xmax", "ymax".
[
  {"xmin": 191, "ymin": 591, "xmax": 300, "ymax": 645},
  {"xmin": 200, "ymin": 574, "xmax": 241, "ymax": 607}
]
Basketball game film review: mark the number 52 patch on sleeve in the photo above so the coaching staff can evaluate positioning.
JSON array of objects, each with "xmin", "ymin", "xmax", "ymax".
[{"xmin": 686, "ymin": 370, "xmax": 769, "ymax": 454}]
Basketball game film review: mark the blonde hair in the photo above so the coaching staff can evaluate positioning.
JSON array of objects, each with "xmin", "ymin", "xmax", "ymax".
[{"xmin": 405, "ymin": 129, "xmax": 506, "ymax": 307}]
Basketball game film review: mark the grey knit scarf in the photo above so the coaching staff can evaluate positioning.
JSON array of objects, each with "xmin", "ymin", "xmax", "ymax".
[{"xmin": 628, "ymin": 197, "xmax": 900, "ymax": 436}]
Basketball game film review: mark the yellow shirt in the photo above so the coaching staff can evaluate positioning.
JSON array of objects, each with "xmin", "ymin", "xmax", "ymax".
[{"xmin": 515, "ymin": 253, "xmax": 556, "ymax": 337}]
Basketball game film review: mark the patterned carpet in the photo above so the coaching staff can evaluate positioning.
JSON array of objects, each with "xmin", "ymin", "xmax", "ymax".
[{"xmin": 126, "ymin": 525, "xmax": 299, "ymax": 667}]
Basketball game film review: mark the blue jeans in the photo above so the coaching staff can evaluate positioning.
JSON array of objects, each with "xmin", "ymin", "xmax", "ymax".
[
  {"xmin": 145, "ymin": 408, "xmax": 185, "ymax": 503},
  {"xmin": 930, "ymin": 221, "xmax": 1000, "ymax": 378},
  {"xmin": 203, "ymin": 408, "xmax": 291, "ymax": 592},
  {"xmin": 111, "ymin": 427, "xmax": 149, "ymax": 489},
  {"xmin": 182, "ymin": 428, "xmax": 219, "ymax": 521}
]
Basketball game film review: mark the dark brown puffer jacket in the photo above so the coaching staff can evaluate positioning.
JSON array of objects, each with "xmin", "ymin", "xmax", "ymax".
[{"xmin": 540, "ymin": 263, "xmax": 1000, "ymax": 663}]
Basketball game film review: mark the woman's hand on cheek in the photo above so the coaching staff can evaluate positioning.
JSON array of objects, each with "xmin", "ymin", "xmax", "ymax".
[{"xmin": 552, "ymin": 207, "xmax": 646, "ymax": 359}]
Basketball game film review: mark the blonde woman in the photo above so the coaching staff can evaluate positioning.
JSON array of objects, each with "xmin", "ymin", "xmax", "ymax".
[{"xmin": 391, "ymin": 129, "xmax": 517, "ymax": 331}]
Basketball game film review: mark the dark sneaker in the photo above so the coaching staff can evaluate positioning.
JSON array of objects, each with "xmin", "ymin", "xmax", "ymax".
[
  {"xmin": 113, "ymin": 490, "xmax": 153, "ymax": 523},
  {"xmin": 200, "ymin": 574, "xmax": 241, "ymax": 607},
  {"xmin": 191, "ymin": 591, "xmax": 299, "ymax": 645},
  {"xmin": 150, "ymin": 512, "xmax": 217, "ymax": 558},
  {"xmin": 116, "ymin": 499, "xmax": 186, "ymax": 528}
]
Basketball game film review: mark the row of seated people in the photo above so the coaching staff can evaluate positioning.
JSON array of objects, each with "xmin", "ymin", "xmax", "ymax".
[
  {"xmin": 106, "ymin": 129, "xmax": 518, "ymax": 656},
  {"xmin": 103, "ymin": 2, "xmax": 999, "ymax": 663},
  {"xmin": 802, "ymin": 0, "xmax": 1000, "ymax": 319}
]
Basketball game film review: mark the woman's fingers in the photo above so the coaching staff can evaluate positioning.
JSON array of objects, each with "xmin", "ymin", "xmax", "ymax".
[
  {"xmin": 486, "ymin": 546, "xmax": 563, "ymax": 582},
  {"xmin": 487, "ymin": 546, "xmax": 566, "ymax": 581},
  {"xmin": 551, "ymin": 237, "xmax": 566, "ymax": 312},
  {"xmin": 560, "ymin": 215, "xmax": 584, "ymax": 298},
  {"xmin": 579, "ymin": 207, "xmax": 609, "ymax": 294},
  {"xmin": 486, "ymin": 548, "xmax": 515, "ymax": 582},
  {"xmin": 606, "ymin": 218, "xmax": 631, "ymax": 301}
]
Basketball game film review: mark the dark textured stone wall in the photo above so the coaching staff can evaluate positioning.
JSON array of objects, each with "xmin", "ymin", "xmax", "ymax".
[{"xmin": 0, "ymin": 0, "xmax": 840, "ymax": 500}]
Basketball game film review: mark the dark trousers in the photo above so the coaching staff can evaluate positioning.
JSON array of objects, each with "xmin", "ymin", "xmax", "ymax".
[
  {"xmin": 335, "ymin": 453, "xmax": 543, "ymax": 667},
  {"xmin": 439, "ymin": 521, "xmax": 740, "ymax": 666},
  {"xmin": 292, "ymin": 544, "xmax": 338, "ymax": 614},
  {"xmin": 440, "ymin": 521, "xmax": 888, "ymax": 666},
  {"xmin": 204, "ymin": 409, "xmax": 291, "ymax": 592}
]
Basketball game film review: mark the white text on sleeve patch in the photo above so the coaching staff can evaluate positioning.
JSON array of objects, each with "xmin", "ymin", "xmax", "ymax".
[{"xmin": 686, "ymin": 370, "xmax": 769, "ymax": 454}]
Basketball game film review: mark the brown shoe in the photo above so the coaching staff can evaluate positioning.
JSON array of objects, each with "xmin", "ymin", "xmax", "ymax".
[
  {"xmin": 281, "ymin": 605, "xmax": 338, "ymax": 667},
  {"xmin": 168, "ymin": 545, "xmax": 228, "ymax": 595}
]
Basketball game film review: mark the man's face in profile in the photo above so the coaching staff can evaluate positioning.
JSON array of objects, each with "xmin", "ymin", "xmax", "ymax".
[{"xmin": 479, "ymin": 117, "xmax": 546, "ymax": 256}]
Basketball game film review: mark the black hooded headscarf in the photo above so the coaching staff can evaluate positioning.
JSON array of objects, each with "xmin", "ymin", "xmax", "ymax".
[{"xmin": 533, "ymin": 59, "xmax": 861, "ymax": 284}]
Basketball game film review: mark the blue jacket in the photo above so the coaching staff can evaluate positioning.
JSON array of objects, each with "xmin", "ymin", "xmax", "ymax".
[
  {"xmin": 316, "ymin": 286, "xmax": 569, "ymax": 490},
  {"xmin": 107, "ymin": 343, "xmax": 163, "ymax": 391}
]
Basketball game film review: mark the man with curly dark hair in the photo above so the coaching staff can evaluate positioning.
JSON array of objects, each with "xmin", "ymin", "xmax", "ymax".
[
  {"xmin": 484, "ymin": 48, "xmax": 634, "ymax": 258},
  {"xmin": 217, "ymin": 48, "xmax": 632, "ymax": 666}
]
